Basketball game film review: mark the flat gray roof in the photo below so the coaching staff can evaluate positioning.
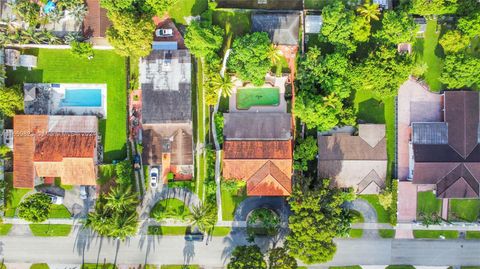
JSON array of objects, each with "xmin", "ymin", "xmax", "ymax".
[{"xmin": 224, "ymin": 112, "xmax": 292, "ymax": 140}]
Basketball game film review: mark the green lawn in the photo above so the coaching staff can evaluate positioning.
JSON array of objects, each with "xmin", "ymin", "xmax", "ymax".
[
  {"xmin": 386, "ymin": 266, "xmax": 415, "ymax": 269},
  {"xmin": 6, "ymin": 49, "xmax": 127, "ymax": 163},
  {"xmin": 466, "ymin": 231, "xmax": 480, "ymax": 239},
  {"xmin": 414, "ymin": 19, "xmax": 445, "ymax": 92},
  {"xmin": 150, "ymin": 198, "xmax": 191, "ymax": 221},
  {"xmin": 448, "ymin": 199, "xmax": 480, "ymax": 222},
  {"xmin": 148, "ymin": 226, "xmax": 188, "ymax": 235},
  {"xmin": 193, "ymin": 60, "xmax": 208, "ymax": 201},
  {"xmin": 210, "ymin": 226, "xmax": 232, "ymax": 236},
  {"xmin": 359, "ymin": 195, "xmax": 390, "ymax": 223},
  {"xmin": 48, "ymin": 205, "xmax": 71, "ymax": 218},
  {"xmin": 0, "ymin": 224, "xmax": 13, "ymax": 236},
  {"xmin": 236, "ymin": 88, "xmax": 280, "ymax": 109},
  {"xmin": 413, "ymin": 230, "xmax": 459, "ymax": 239},
  {"xmin": 30, "ymin": 264, "xmax": 49, "ymax": 269},
  {"xmin": 221, "ymin": 185, "xmax": 247, "ymax": 221},
  {"xmin": 304, "ymin": 0, "xmax": 334, "ymax": 9},
  {"xmin": 349, "ymin": 229, "xmax": 363, "ymax": 238},
  {"xmin": 161, "ymin": 265, "xmax": 200, "ymax": 269},
  {"xmin": 351, "ymin": 210, "xmax": 364, "ymax": 224},
  {"xmin": 329, "ymin": 266, "xmax": 362, "ymax": 269},
  {"xmin": 417, "ymin": 191, "xmax": 442, "ymax": 218},
  {"xmin": 4, "ymin": 172, "xmax": 30, "ymax": 217},
  {"xmin": 379, "ymin": 229, "xmax": 396, "ymax": 238},
  {"xmin": 29, "ymin": 224, "xmax": 72, "ymax": 236},
  {"xmin": 168, "ymin": 0, "xmax": 207, "ymax": 25}
]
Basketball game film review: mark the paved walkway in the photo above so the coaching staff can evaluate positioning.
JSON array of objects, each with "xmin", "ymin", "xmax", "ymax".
[
  {"xmin": 346, "ymin": 199, "xmax": 380, "ymax": 238},
  {"xmin": 233, "ymin": 197, "xmax": 290, "ymax": 223}
]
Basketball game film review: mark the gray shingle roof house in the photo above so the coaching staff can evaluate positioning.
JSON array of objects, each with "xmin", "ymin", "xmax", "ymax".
[
  {"xmin": 140, "ymin": 49, "xmax": 193, "ymax": 180},
  {"xmin": 215, "ymin": 0, "xmax": 302, "ymax": 10},
  {"xmin": 251, "ymin": 13, "xmax": 300, "ymax": 46},
  {"xmin": 224, "ymin": 113, "xmax": 292, "ymax": 141},
  {"xmin": 411, "ymin": 91, "xmax": 480, "ymax": 198},
  {"xmin": 318, "ymin": 124, "xmax": 387, "ymax": 194},
  {"xmin": 141, "ymin": 50, "xmax": 192, "ymax": 124}
]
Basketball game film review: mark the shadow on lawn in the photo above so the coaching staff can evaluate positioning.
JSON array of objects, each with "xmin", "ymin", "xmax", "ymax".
[{"xmin": 357, "ymin": 98, "xmax": 385, "ymax": 124}]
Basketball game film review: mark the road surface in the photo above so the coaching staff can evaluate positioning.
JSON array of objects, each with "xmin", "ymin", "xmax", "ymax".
[{"xmin": 1, "ymin": 228, "xmax": 480, "ymax": 267}]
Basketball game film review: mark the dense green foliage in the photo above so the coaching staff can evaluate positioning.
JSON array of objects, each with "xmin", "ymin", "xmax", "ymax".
[
  {"xmin": 440, "ymin": 53, "xmax": 480, "ymax": 89},
  {"xmin": 70, "ymin": 41, "xmax": 94, "ymax": 59},
  {"xmin": 410, "ymin": 0, "xmax": 458, "ymax": 16},
  {"xmin": 18, "ymin": 193, "xmax": 51, "ymax": 223},
  {"xmin": 115, "ymin": 160, "xmax": 134, "ymax": 186},
  {"xmin": 373, "ymin": 11, "xmax": 417, "ymax": 44},
  {"xmin": 228, "ymin": 32, "xmax": 271, "ymax": 86},
  {"xmin": 189, "ymin": 203, "xmax": 216, "ymax": 233},
  {"xmin": 268, "ymin": 247, "xmax": 298, "ymax": 269},
  {"xmin": 286, "ymin": 177, "xmax": 355, "ymax": 264},
  {"xmin": 185, "ymin": 21, "xmax": 224, "ymax": 58},
  {"xmin": 0, "ymin": 86, "xmax": 24, "ymax": 116},
  {"xmin": 293, "ymin": 136, "xmax": 318, "ymax": 171},
  {"xmin": 321, "ymin": 1, "xmax": 360, "ymax": 53},
  {"xmin": 227, "ymin": 245, "xmax": 267, "ymax": 269}
]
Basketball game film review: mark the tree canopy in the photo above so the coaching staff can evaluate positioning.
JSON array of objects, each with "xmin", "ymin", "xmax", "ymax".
[
  {"xmin": 228, "ymin": 32, "xmax": 272, "ymax": 86},
  {"xmin": 268, "ymin": 247, "xmax": 298, "ymax": 269},
  {"xmin": 410, "ymin": 0, "xmax": 458, "ymax": 16},
  {"xmin": 227, "ymin": 245, "xmax": 267, "ymax": 269},
  {"xmin": 286, "ymin": 177, "xmax": 355, "ymax": 264},
  {"xmin": 439, "ymin": 30, "xmax": 470, "ymax": 53},
  {"xmin": 440, "ymin": 53, "xmax": 480, "ymax": 89},
  {"xmin": 321, "ymin": 1, "xmax": 361, "ymax": 53},
  {"xmin": 18, "ymin": 193, "xmax": 51, "ymax": 223},
  {"xmin": 458, "ymin": 11, "xmax": 480, "ymax": 38},
  {"xmin": 373, "ymin": 11, "xmax": 417, "ymax": 45},
  {"xmin": 0, "ymin": 86, "xmax": 24, "ymax": 117},
  {"xmin": 185, "ymin": 21, "xmax": 224, "ymax": 59},
  {"xmin": 293, "ymin": 136, "xmax": 318, "ymax": 172}
]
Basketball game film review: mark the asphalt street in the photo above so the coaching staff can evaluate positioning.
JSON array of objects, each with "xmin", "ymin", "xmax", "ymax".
[{"xmin": 2, "ymin": 227, "xmax": 480, "ymax": 267}]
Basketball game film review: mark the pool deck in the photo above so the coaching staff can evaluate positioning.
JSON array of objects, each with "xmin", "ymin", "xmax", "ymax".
[{"xmin": 229, "ymin": 74, "xmax": 287, "ymax": 113}]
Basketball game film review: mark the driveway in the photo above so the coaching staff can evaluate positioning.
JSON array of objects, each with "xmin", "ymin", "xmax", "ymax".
[
  {"xmin": 35, "ymin": 185, "xmax": 94, "ymax": 218},
  {"xmin": 345, "ymin": 199, "xmax": 379, "ymax": 238},
  {"xmin": 234, "ymin": 197, "xmax": 290, "ymax": 223}
]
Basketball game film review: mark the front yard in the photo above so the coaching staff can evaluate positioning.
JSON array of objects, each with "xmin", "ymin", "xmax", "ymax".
[
  {"xmin": 359, "ymin": 194, "xmax": 390, "ymax": 223},
  {"xmin": 6, "ymin": 49, "xmax": 127, "ymax": 163},
  {"xmin": 4, "ymin": 172, "xmax": 30, "ymax": 217},
  {"xmin": 150, "ymin": 198, "xmax": 191, "ymax": 221},
  {"xmin": 448, "ymin": 199, "xmax": 480, "ymax": 222},
  {"xmin": 413, "ymin": 230, "xmax": 458, "ymax": 239},
  {"xmin": 220, "ymin": 184, "xmax": 247, "ymax": 221},
  {"xmin": 416, "ymin": 191, "xmax": 442, "ymax": 218},
  {"xmin": 29, "ymin": 224, "xmax": 72, "ymax": 236}
]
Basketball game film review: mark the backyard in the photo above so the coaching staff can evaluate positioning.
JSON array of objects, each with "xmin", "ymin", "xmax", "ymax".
[
  {"xmin": 212, "ymin": 9, "xmax": 252, "ymax": 53},
  {"xmin": 414, "ymin": 19, "xmax": 445, "ymax": 92},
  {"xmin": 168, "ymin": 0, "xmax": 207, "ymax": 25},
  {"xmin": 236, "ymin": 87, "xmax": 280, "ymax": 109},
  {"xmin": 6, "ymin": 49, "xmax": 127, "ymax": 163}
]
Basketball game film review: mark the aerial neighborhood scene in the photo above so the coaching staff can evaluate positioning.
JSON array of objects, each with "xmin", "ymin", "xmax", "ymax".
[{"xmin": 0, "ymin": 0, "xmax": 480, "ymax": 268}]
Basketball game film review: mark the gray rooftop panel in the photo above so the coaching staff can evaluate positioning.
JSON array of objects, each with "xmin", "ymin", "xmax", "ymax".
[
  {"xmin": 224, "ymin": 112, "xmax": 292, "ymax": 140},
  {"xmin": 412, "ymin": 122, "xmax": 448, "ymax": 144},
  {"xmin": 251, "ymin": 13, "xmax": 300, "ymax": 46}
]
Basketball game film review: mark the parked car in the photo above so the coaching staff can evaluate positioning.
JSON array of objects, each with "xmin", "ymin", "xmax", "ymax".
[
  {"xmin": 155, "ymin": 28, "xmax": 173, "ymax": 37},
  {"xmin": 150, "ymin": 167, "xmax": 159, "ymax": 189},
  {"xmin": 184, "ymin": 233, "xmax": 204, "ymax": 242},
  {"xmin": 79, "ymin": 186, "xmax": 88, "ymax": 200},
  {"xmin": 134, "ymin": 154, "xmax": 141, "ymax": 170},
  {"xmin": 45, "ymin": 193, "xmax": 63, "ymax": 205}
]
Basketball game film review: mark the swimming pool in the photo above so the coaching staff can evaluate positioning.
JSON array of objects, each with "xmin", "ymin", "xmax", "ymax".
[
  {"xmin": 60, "ymin": 89, "xmax": 102, "ymax": 107},
  {"xmin": 236, "ymin": 87, "xmax": 280, "ymax": 110}
]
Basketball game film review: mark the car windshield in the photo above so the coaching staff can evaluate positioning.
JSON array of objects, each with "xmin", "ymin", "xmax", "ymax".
[{"xmin": 151, "ymin": 173, "xmax": 158, "ymax": 177}]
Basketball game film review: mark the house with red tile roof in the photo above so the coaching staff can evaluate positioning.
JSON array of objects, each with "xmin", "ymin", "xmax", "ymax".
[
  {"xmin": 222, "ymin": 113, "xmax": 293, "ymax": 196},
  {"xmin": 13, "ymin": 115, "xmax": 98, "ymax": 189}
]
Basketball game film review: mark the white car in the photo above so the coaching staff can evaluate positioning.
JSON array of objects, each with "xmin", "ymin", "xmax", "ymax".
[
  {"xmin": 150, "ymin": 168, "xmax": 159, "ymax": 189},
  {"xmin": 155, "ymin": 28, "xmax": 173, "ymax": 37},
  {"xmin": 46, "ymin": 193, "xmax": 63, "ymax": 205},
  {"xmin": 79, "ymin": 186, "xmax": 88, "ymax": 200}
]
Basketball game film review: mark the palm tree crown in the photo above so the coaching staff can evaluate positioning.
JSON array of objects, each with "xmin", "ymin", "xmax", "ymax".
[{"xmin": 357, "ymin": 0, "xmax": 381, "ymax": 22}]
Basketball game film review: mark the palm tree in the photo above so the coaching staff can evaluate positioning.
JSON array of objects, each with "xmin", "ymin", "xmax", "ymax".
[
  {"xmin": 211, "ymin": 74, "xmax": 233, "ymax": 98},
  {"xmin": 104, "ymin": 186, "xmax": 138, "ymax": 212},
  {"xmin": 357, "ymin": 0, "xmax": 380, "ymax": 22},
  {"xmin": 322, "ymin": 93, "xmax": 339, "ymax": 109},
  {"xmin": 267, "ymin": 44, "xmax": 283, "ymax": 66},
  {"xmin": 84, "ymin": 208, "xmax": 112, "ymax": 236},
  {"xmin": 189, "ymin": 203, "xmax": 216, "ymax": 233},
  {"xmin": 109, "ymin": 211, "xmax": 138, "ymax": 240},
  {"xmin": 69, "ymin": 4, "xmax": 88, "ymax": 24}
]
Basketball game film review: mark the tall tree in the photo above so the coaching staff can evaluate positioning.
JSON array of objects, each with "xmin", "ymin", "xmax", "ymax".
[
  {"xmin": 106, "ymin": 11, "xmax": 155, "ymax": 58},
  {"xmin": 321, "ymin": 1, "xmax": 358, "ymax": 53},
  {"xmin": 439, "ymin": 30, "xmax": 470, "ymax": 53},
  {"xmin": 458, "ymin": 11, "xmax": 480, "ymax": 38},
  {"xmin": 286, "ymin": 177, "xmax": 355, "ymax": 264},
  {"xmin": 184, "ymin": 21, "xmax": 224, "ymax": 59},
  {"xmin": 410, "ymin": 0, "xmax": 458, "ymax": 17},
  {"xmin": 211, "ymin": 73, "xmax": 234, "ymax": 98},
  {"xmin": 373, "ymin": 10, "xmax": 417, "ymax": 45},
  {"xmin": 440, "ymin": 53, "xmax": 480, "ymax": 89},
  {"xmin": 144, "ymin": 0, "xmax": 177, "ymax": 15},
  {"xmin": 267, "ymin": 44, "xmax": 283, "ymax": 66},
  {"xmin": 356, "ymin": 0, "xmax": 380, "ymax": 22},
  {"xmin": 227, "ymin": 245, "xmax": 267, "ymax": 269},
  {"xmin": 293, "ymin": 136, "xmax": 318, "ymax": 172},
  {"xmin": 0, "ymin": 86, "xmax": 24, "ymax": 116},
  {"xmin": 104, "ymin": 186, "xmax": 137, "ymax": 211},
  {"xmin": 268, "ymin": 247, "xmax": 298, "ymax": 269},
  {"xmin": 228, "ymin": 32, "xmax": 271, "ymax": 86}
]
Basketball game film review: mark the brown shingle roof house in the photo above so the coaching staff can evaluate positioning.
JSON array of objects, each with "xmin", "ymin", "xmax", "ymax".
[
  {"xmin": 411, "ymin": 91, "xmax": 480, "ymax": 198},
  {"xmin": 13, "ymin": 115, "xmax": 98, "ymax": 188},
  {"xmin": 318, "ymin": 124, "xmax": 387, "ymax": 194},
  {"xmin": 222, "ymin": 113, "xmax": 293, "ymax": 196},
  {"xmin": 82, "ymin": 0, "xmax": 111, "ymax": 38}
]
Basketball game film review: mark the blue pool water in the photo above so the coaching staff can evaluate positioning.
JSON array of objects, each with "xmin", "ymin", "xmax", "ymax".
[{"xmin": 60, "ymin": 89, "xmax": 102, "ymax": 107}]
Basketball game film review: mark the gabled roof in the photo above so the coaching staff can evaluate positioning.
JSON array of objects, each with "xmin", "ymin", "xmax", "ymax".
[
  {"xmin": 318, "ymin": 124, "xmax": 387, "ymax": 194},
  {"xmin": 224, "ymin": 113, "xmax": 292, "ymax": 140},
  {"xmin": 412, "ymin": 91, "xmax": 480, "ymax": 198},
  {"xmin": 247, "ymin": 161, "xmax": 292, "ymax": 196},
  {"xmin": 13, "ymin": 115, "xmax": 98, "ymax": 188},
  {"xmin": 251, "ymin": 13, "xmax": 300, "ymax": 46}
]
